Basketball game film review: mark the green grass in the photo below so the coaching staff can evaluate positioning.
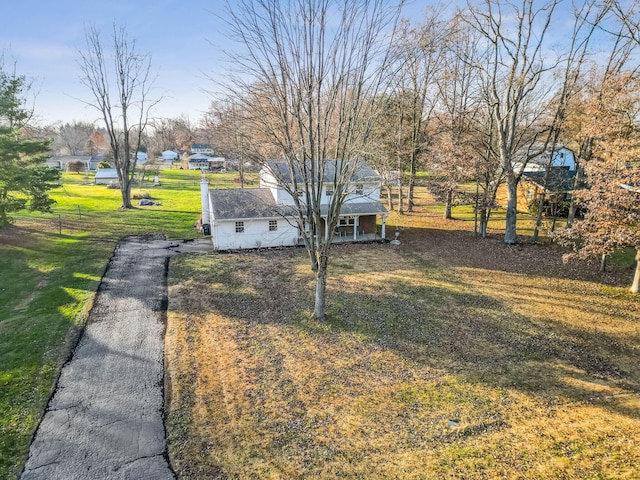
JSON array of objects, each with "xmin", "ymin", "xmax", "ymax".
[{"xmin": 0, "ymin": 167, "xmax": 217, "ymax": 479}]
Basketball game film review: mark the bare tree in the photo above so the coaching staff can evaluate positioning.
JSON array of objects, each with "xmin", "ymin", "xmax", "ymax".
[
  {"xmin": 52, "ymin": 121, "xmax": 95, "ymax": 155},
  {"xmin": 528, "ymin": 0, "xmax": 613, "ymax": 243},
  {"xmin": 225, "ymin": 0, "xmax": 402, "ymax": 320},
  {"xmin": 430, "ymin": 14, "xmax": 484, "ymax": 220},
  {"xmin": 464, "ymin": 0, "xmax": 561, "ymax": 244},
  {"xmin": 390, "ymin": 14, "xmax": 444, "ymax": 212},
  {"xmin": 78, "ymin": 24, "xmax": 158, "ymax": 208},
  {"xmin": 203, "ymin": 99, "xmax": 252, "ymax": 186}
]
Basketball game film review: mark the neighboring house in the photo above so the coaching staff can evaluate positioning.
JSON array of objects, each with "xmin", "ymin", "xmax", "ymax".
[
  {"xmin": 208, "ymin": 156, "xmax": 226, "ymax": 170},
  {"xmin": 201, "ymin": 159, "xmax": 389, "ymax": 250},
  {"xmin": 161, "ymin": 150, "xmax": 178, "ymax": 161},
  {"xmin": 498, "ymin": 146, "xmax": 578, "ymax": 213},
  {"xmin": 46, "ymin": 154, "xmax": 105, "ymax": 171},
  {"xmin": 521, "ymin": 168, "xmax": 577, "ymax": 214},
  {"xmin": 136, "ymin": 151, "xmax": 148, "ymax": 164},
  {"xmin": 188, "ymin": 154, "xmax": 212, "ymax": 170},
  {"xmin": 95, "ymin": 168, "xmax": 119, "ymax": 185},
  {"xmin": 497, "ymin": 167, "xmax": 578, "ymax": 214},
  {"xmin": 191, "ymin": 143, "xmax": 213, "ymax": 155},
  {"xmin": 513, "ymin": 145, "xmax": 576, "ymax": 173}
]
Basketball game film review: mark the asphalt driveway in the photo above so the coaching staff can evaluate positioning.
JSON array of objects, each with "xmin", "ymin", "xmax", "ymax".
[{"xmin": 20, "ymin": 236, "xmax": 211, "ymax": 480}]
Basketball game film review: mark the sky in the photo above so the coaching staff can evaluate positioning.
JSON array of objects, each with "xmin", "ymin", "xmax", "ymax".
[
  {"xmin": 2, "ymin": 0, "xmax": 602, "ymax": 128},
  {"xmin": 0, "ymin": 0, "xmax": 242, "ymax": 125},
  {"xmin": 1, "ymin": 0, "xmax": 433, "ymax": 127}
]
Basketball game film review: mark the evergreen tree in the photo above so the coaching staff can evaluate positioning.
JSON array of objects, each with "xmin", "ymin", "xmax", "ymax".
[{"xmin": 0, "ymin": 66, "xmax": 59, "ymax": 227}]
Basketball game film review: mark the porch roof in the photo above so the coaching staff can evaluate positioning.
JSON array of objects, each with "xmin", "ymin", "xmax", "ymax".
[
  {"xmin": 523, "ymin": 168, "xmax": 577, "ymax": 192},
  {"xmin": 321, "ymin": 201, "xmax": 388, "ymax": 217}
]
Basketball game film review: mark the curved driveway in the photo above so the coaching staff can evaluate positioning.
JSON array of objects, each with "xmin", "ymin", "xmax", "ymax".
[{"xmin": 21, "ymin": 236, "xmax": 211, "ymax": 480}]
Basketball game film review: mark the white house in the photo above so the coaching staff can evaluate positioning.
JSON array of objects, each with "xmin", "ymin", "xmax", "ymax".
[
  {"xmin": 95, "ymin": 168, "xmax": 119, "ymax": 185},
  {"xmin": 208, "ymin": 156, "xmax": 226, "ymax": 170},
  {"xmin": 515, "ymin": 146, "xmax": 577, "ymax": 173},
  {"xmin": 191, "ymin": 143, "xmax": 213, "ymax": 155},
  {"xmin": 136, "ymin": 151, "xmax": 148, "ymax": 164},
  {"xmin": 201, "ymin": 159, "xmax": 389, "ymax": 250},
  {"xmin": 46, "ymin": 154, "xmax": 105, "ymax": 171},
  {"xmin": 161, "ymin": 150, "xmax": 178, "ymax": 161}
]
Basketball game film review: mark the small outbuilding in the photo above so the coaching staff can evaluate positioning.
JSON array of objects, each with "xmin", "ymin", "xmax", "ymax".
[{"xmin": 95, "ymin": 168, "xmax": 119, "ymax": 185}]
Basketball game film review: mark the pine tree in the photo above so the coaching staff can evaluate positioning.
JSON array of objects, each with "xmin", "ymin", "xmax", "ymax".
[{"xmin": 0, "ymin": 66, "xmax": 59, "ymax": 227}]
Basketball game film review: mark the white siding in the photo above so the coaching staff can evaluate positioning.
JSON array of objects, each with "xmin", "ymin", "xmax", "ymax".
[
  {"xmin": 259, "ymin": 169, "xmax": 293, "ymax": 203},
  {"xmin": 212, "ymin": 218, "xmax": 299, "ymax": 250},
  {"xmin": 259, "ymin": 164, "xmax": 382, "ymax": 206}
]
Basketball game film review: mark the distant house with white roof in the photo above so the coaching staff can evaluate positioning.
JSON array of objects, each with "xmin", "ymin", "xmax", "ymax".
[
  {"xmin": 95, "ymin": 168, "xmax": 119, "ymax": 185},
  {"xmin": 191, "ymin": 143, "xmax": 213, "ymax": 155},
  {"xmin": 161, "ymin": 150, "xmax": 178, "ymax": 161},
  {"xmin": 188, "ymin": 154, "xmax": 212, "ymax": 170},
  {"xmin": 46, "ymin": 154, "xmax": 105, "ymax": 171}
]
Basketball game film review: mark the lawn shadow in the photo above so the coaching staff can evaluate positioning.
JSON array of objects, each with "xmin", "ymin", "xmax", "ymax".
[
  {"xmin": 397, "ymin": 226, "xmax": 636, "ymax": 287},
  {"xmin": 171, "ymin": 245, "xmax": 640, "ymax": 423}
]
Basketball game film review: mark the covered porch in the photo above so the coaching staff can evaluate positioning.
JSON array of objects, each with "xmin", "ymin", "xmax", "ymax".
[{"xmin": 320, "ymin": 201, "xmax": 389, "ymax": 244}]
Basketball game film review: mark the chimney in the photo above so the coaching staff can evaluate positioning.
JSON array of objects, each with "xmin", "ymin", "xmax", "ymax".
[{"xmin": 200, "ymin": 174, "xmax": 210, "ymax": 226}]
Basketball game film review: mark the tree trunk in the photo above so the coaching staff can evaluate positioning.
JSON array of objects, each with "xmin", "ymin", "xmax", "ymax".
[
  {"xmin": 313, "ymin": 258, "xmax": 328, "ymax": 320},
  {"xmin": 398, "ymin": 181, "xmax": 404, "ymax": 214},
  {"xmin": 479, "ymin": 208, "xmax": 488, "ymax": 238},
  {"xmin": 504, "ymin": 177, "xmax": 518, "ymax": 244},
  {"xmin": 600, "ymin": 253, "xmax": 607, "ymax": 273},
  {"xmin": 531, "ymin": 191, "xmax": 546, "ymax": 244},
  {"xmin": 121, "ymin": 176, "xmax": 133, "ymax": 208},
  {"xmin": 566, "ymin": 164, "xmax": 583, "ymax": 227},
  {"xmin": 630, "ymin": 249, "xmax": 640, "ymax": 294},
  {"xmin": 444, "ymin": 189, "xmax": 453, "ymax": 219},
  {"xmin": 386, "ymin": 184, "xmax": 394, "ymax": 211},
  {"xmin": 407, "ymin": 157, "xmax": 417, "ymax": 212}
]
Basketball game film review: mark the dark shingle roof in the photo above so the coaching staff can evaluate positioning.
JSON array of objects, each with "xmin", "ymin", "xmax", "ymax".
[
  {"xmin": 320, "ymin": 201, "xmax": 388, "ymax": 216},
  {"xmin": 265, "ymin": 159, "xmax": 381, "ymax": 184},
  {"xmin": 210, "ymin": 188, "xmax": 295, "ymax": 220},
  {"xmin": 522, "ymin": 168, "xmax": 577, "ymax": 192}
]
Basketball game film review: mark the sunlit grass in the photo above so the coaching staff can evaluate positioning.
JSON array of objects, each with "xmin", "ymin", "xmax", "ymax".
[{"xmin": 0, "ymin": 167, "xmax": 216, "ymax": 478}]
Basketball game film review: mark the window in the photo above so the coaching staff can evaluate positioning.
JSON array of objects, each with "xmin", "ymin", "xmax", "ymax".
[
  {"xmin": 326, "ymin": 185, "xmax": 334, "ymax": 197},
  {"xmin": 235, "ymin": 221, "xmax": 244, "ymax": 233},
  {"xmin": 269, "ymin": 220, "xmax": 278, "ymax": 231},
  {"xmin": 355, "ymin": 183, "xmax": 364, "ymax": 195},
  {"xmin": 339, "ymin": 216, "xmax": 355, "ymax": 226}
]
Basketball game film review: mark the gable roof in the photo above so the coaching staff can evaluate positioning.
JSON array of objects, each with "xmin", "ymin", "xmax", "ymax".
[
  {"xmin": 189, "ymin": 154, "xmax": 212, "ymax": 162},
  {"xmin": 95, "ymin": 168, "xmax": 118, "ymax": 179},
  {"xmin": 49, "ymin": 155, "xmax": 93, "ymax": 162},
  {"xmin": 265, "ymin": 159, "xmax": 381, "ymax": 184},
  {"xmin": 210, "ymin": 188, "xmax": 296, "ymax": 221}
]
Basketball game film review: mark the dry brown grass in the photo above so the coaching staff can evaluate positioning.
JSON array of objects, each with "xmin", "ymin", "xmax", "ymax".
[{"xmin": 165, "ymin": 198, "xmax": 640, "ymax": 479}]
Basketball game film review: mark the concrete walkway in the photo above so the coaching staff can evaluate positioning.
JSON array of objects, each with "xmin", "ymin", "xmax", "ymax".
[{"xmin": 21, "ymin": 236, "xmax": 212, "ymax": 480}]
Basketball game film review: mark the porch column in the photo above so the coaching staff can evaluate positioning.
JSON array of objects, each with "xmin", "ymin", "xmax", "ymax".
[
  {"xmin": 324, "ymin": 218, "xmax": 329, "ymax": 241},
  {"xmin": 353, "ymin": 216, "xmax": 359, "ymax": 240},
  {"xmin": 381, "ymin": 215, "xmax": 386, "ymax": 239}
]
